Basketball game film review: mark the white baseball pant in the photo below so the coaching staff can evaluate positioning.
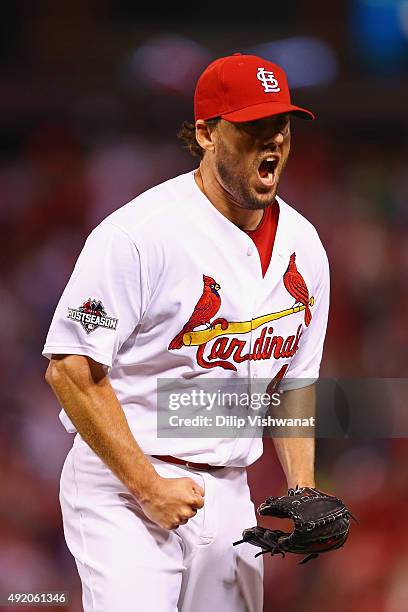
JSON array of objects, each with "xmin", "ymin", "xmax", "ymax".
[{"xmin": 59, "ymin": 435, "xmax": 263, "ymax": 612}]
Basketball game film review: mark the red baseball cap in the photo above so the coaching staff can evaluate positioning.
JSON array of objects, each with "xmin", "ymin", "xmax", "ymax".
[{"xmin": 194, "ymin": 53, "xmax": 315, "ymax": 122}]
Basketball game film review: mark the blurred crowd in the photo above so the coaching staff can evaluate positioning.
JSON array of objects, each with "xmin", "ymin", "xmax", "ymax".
[{"xmin": 1, "ymin": 2, "xmax": 408, "ymax": 611}]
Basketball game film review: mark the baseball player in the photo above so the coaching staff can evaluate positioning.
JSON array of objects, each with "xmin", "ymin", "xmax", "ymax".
[{"xmin": 43, "ymin": 53, "xmax": 329, "ymax": 611}]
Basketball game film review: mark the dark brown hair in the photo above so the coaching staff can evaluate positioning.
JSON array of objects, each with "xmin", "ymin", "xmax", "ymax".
[{"xmin": 177, "ymin": 118, "xmax": 220, "ymax": 159}]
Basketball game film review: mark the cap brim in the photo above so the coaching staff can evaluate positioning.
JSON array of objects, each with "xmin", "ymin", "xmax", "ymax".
[{"xmin": 220, "ymin": 101, "xmax": 315, "ymax": 122}]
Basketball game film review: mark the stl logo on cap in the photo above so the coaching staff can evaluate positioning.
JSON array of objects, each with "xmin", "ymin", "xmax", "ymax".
[{"xmin": 257, "ymin": 67, "xmax": 281, "ymax": 93}]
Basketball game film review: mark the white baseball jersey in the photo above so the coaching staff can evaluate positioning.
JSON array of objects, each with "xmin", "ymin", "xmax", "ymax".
[{"xmin": 43, "ymin": 170, "xmax": 329, "ymax": 467}]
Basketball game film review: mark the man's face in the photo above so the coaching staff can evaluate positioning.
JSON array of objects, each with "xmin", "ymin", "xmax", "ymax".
[{"xmin": 210, "ymin": 114, "xmax": 291, "ymax": 210}]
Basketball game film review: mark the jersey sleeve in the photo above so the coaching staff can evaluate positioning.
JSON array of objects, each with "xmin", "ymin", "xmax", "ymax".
[
  {"xmin": 280, "ymin": 243, "xmax": 330, "ymax": 391},
  {"xmin": 42, "ymin": 222, "xmax": 149, "ymax": 368}
]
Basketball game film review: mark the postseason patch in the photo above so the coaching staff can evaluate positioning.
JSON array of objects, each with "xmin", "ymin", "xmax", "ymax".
[{"xmin": 67, "ymin": 299, "xmax": 118, "ymax": 335}]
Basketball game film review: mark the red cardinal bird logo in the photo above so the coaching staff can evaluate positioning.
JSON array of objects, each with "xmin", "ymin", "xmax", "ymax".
[
  {"xmin": 168, "ymin": 275, "xmax": 222, "ymax": 350},
  {"xmin": 283, "ymin": 253, "xmax": 312, "ymax": 327}
]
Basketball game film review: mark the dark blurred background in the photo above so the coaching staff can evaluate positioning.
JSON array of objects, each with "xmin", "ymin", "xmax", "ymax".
[{"xmin": 0, "ymin": 1, "xmax": 407, "ymax": 611}]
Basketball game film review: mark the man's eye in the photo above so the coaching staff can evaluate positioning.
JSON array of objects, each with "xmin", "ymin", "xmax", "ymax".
[
  {"xmin": 238, "ymin": 121, "xmax": 257, "ymax": 130},
  {"xmin": 238, "ymin": 118, "xmax": 289, "ymax": 135}
]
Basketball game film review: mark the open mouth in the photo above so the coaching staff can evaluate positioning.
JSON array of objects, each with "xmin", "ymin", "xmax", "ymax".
[{"xmin": 258, "ymin": 157, "xmax": 279, "ymax": 186}]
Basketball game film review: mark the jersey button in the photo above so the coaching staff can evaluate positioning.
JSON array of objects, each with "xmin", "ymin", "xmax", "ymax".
[{"xmin": 247, "ymin": 247, "xmax": 254, "ymax": 256}]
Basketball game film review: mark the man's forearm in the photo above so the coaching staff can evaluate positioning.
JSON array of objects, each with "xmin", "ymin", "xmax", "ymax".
[
  {"xmin": 271, "ymin": 384, "xmax": 316, "ymax": 489},
  {"xmin": 45, "ymin": 354, "xmax": 158, "ymax": 501},
  {"xmin": 272, "ymin": 437, "xmax": 315, "ymax": 489}
]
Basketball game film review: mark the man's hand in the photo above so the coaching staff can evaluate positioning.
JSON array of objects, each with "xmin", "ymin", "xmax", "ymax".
[{"xmin": 137, "ymin": 475, "xmax": 205, "ymax": 530}]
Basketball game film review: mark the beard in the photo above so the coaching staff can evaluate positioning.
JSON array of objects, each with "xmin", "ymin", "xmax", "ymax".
[{"xmin": 214, "ymin": 142, "xmax": 284, "ymax": 211}]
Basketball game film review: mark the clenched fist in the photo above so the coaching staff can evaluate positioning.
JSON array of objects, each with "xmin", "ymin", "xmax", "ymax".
[{"xmin": 137, "ymin": 475, "xmax": 205, "ymax": 530}]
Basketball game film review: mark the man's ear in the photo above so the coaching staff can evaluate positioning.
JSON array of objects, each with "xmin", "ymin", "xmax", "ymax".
[{"xmin": 195, "ymin": 120, "xmax": 217, "ymax": 153}]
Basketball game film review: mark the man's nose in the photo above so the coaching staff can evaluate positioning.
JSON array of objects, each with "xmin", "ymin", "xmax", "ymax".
[{"xmin": 263, "ymin": 130, "xmax": 284, "ymax": 147}]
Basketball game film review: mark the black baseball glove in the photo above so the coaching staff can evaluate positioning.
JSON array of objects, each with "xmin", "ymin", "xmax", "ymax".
[{"xmin": 233, "ymin": 486, "xmax": 355, "ymax": 564}]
